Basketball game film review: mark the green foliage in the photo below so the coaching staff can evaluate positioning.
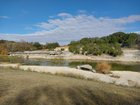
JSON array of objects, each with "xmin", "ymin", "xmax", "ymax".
[
  {"xmin": 137, "ymin": 35, "xmax": 140, "ymax": 50},
  {"xmin": 124, "ymin": 33, "xmax": 138, "ymax": 48},
  {"xmin": 69, "ymin": 32, "xmax": 139, "ymax": 56},
  {"xmin": 69, "ymin": 41, "xmax": 82, "ymax": 54},
  {"xmin": 32, "ymin": 42, "xmax": 42, "ymax": 50},
  {"xmin": 45, "ymin": 42, "xmax": 60, "ymax": 50},
  {"xmin": 82, "ymin": 44, "xmax": 102, "ymax": 55},
  {"xmin": 102, "ymin": 32, "xmax": 140, "ymax": 48}
]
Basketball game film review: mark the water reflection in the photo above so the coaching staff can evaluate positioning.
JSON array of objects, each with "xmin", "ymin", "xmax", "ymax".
[{"xmin": 23, "ymin": 59, "xmax": 140, "ymax": 72}]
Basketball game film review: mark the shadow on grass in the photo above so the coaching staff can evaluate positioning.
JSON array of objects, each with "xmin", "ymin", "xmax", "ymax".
[{"xmin": 2, "ymin": 85, "xmax": 140, "ymax": 105}]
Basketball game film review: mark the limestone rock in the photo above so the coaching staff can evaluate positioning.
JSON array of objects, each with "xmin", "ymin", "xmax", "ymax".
[{"xmin": 77, "ymin": 64, "xmax": 96, "ymax": 72}]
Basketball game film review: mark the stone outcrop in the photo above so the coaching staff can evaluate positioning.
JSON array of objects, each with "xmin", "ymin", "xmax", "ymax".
[{"xmin": 77, "ymin": 64, "xmax": 96, "ymax": 72}]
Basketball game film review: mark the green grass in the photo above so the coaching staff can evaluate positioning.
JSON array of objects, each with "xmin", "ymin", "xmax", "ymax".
[{"xmin": 0, "ymin": 67, "xmax": 140, "ymax": 105}]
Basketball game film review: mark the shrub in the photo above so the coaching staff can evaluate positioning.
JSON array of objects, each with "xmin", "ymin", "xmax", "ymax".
[{"xmin": 96, "ymin": 62, "xmax": 111, "ymax": 74}]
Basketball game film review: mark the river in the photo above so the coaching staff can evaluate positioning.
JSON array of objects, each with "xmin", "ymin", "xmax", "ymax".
[{"xmin": 22, "ymin": 59, "xmax": 140, "ymax": 72}]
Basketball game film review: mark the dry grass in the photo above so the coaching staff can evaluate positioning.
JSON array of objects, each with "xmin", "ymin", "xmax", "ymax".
[
  {"xmin": 54, "ymin": 72, "xmax": 85, "ymax": 79},
  {"xmin": 96, "ymin": 61, "xmax": 111, "ymax": 74},
  {"xmin": 0, "ymin": 55, "xmax": 24, "ymax": 63},
  {"xmin": 0, "ymin": 68, "xmax": 140, "ymax": 105}
]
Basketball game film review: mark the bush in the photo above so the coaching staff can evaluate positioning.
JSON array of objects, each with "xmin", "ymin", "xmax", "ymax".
[{"xmin": 96, "ymin": 62, "xmax": 111, "ymax": 74}]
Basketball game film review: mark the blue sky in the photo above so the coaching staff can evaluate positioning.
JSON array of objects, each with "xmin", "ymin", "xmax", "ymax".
[{"xmin": 0, "ymin": 0, "xmax": 140, "ymax": 44}]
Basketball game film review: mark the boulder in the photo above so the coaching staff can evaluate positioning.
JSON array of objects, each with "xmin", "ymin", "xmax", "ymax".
[{"xmin": 77, "ymin": 64, "xmax": 96, "ymax": 73}]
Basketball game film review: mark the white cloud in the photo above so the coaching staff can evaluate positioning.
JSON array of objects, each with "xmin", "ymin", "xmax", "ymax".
[
  {"xmin": 57, "ymin": 12, "xmax": 72, "ymax": 18},
  {"xmin": 78, "ymin": 10, "xmax": 87, "ymax": 13},
  {"xmin": 134, "ymin": 31, "xmax": 140, "ymax": 34},
  {"xmin": 0, "ymin": 16, "xmax": 9, "ymax": 19},
  {"xmin": 102, "ymin": 15, "xmax": 140, "ymax": 24},
  {"xmin": 0, "ymin": 13, "xmax": 140, "ymax": 45}
]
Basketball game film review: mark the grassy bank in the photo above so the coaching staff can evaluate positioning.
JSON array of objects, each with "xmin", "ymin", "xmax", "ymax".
[
  {"xmin": 0, "ymin": 55, "xmax": 24, "ymax": 63},
  {"xmin": 0, "ymin": 67, "xmax": 140, "ymax": 105}
]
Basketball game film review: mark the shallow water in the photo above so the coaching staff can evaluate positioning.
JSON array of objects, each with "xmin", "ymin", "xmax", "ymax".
[{"xmin": 22, "ymin": 59, "xmax": 140, "ymax": 72}]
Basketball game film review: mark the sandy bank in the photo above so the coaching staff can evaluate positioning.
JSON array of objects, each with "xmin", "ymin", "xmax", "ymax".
[
  {"xmin": 0, "ymin": 63, "xmax": 140, "ymax": 87},
  {"xmin": 10, "ymin": 49, "xmax": 140, "ymax": 62}
]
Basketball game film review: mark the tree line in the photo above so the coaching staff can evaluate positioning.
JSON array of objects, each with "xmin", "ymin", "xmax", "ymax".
[
  {"xmin": 0, "ymin": 32, "xmax": 140, "ymax": 56},
  {"xmin": 69, "ymin": 32, "xmax": 140, "ymax": 56},
  {"xmin": 0, "ymin": 40, "xmax": 59, "ymax": 55}
]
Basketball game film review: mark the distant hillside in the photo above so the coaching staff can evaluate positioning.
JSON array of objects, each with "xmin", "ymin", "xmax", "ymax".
[{"xmin": 69, "ymin": 32, "xmax": 140, "ymax": 56}]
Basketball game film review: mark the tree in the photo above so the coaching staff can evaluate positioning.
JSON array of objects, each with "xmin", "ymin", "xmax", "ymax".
[
  {"xmin": 0, "ymin": 44, "xmax": 8, "ymax": 55},
  {"xmin": 125, "ymin": 33, "xmax": 138, "ymax": 48},
  {"xmin": 45, "ymin": 42, "xmax": 60, "ymax": 50},
  {"xmin": 68, "ymin": 32, "xmax": 135, "ymax": 56},
  {"xmin": 33, "ymin": 42, "xmax": 42, "ymax": 50}
]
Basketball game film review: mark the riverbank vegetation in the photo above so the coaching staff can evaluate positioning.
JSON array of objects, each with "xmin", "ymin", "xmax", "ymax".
[
  {"xmin": 69, "ymin": 32, "xmax": 140, "ymax": 56},
  {"xmin": 0, "ymin": 32, "xmax": 139, "ymax": 56}
]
